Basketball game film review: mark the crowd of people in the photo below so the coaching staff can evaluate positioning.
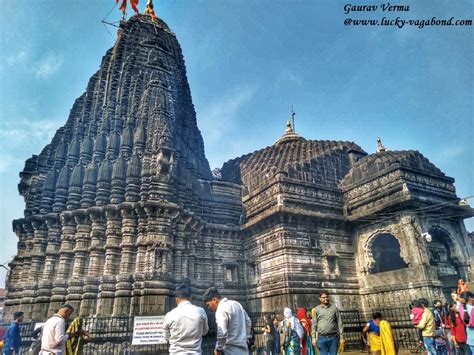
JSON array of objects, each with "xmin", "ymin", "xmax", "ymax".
[
  {"xmin": 260, "ymin": 290, "xmax": 345, "ymax": 355},
  {"xmin": 1, "ymin": 304, "xmax": 92, "ymax": 355},
  {"xmin": 2, "ymin": 279, "xmax": 474, "ymax": 355},
  {"xmin": 261, "ymin": 290, "xmax": 395, "ymax": 355},
  {"xmin": 407, "ymin": 280, "xmax": 474, "ymax": 355},
  {"xmin": 411, "ymin": 286, "xmax": 474, "ymax": 355}
]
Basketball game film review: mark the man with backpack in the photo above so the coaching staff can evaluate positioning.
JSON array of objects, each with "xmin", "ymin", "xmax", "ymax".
[{"xmin": 2, "ymin": 311, "xmax": 24, "ymax": 355}]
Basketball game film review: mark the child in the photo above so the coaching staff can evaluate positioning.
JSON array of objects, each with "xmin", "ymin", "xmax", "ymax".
[{"xmin": 410, "ymin": 299, "xmax": 424, "ymax": 347}]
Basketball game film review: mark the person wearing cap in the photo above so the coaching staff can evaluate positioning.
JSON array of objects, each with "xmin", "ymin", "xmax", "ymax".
[
  {"xmin": 40, "ymin": 304, "xmax": 75, "ymax": 355},
  {"xmin": 163, "ymin": 283, "xmax": 209, "ymax": 354},
  {"xmin": 2, "ymin": 311, "xmax": 23, "ymax": 355},
  {"xmin": 203, "ymin": 287, "xmax": 252, "ymax": 355}
]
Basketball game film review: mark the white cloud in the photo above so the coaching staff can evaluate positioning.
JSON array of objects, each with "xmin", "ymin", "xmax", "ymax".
[
  {"xmin": 435, "ymin": 145, "xmax": 468, "ymax": 163},
  {"xmin": 275, "ymin": 70, "xmax": 304, "ymax": 87},
  {"xmin": 0, "ymin": 117, "xmax": 62, "ymax": 145},
  {"xmin": 0, "ymin": 154, "xmax": 24, "ymax": 173},
  {"xmin": 198, "ymin": 85, "xmax": 258, "ymax": 144},
  {"xmin": 0, "ymin": 117, "xmax": 62, "ymax": 173},
  {"xmin": 35, "ymin": 53, "xmax": 64, "ymax": 79},
  {"xmin": 6, "ymin": 49, "xmax": 29, "ymax": 66}
]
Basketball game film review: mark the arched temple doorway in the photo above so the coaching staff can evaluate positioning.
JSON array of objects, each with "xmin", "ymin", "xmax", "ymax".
[
  {"xmin": 369, "ymin": 233, "xmax": 408, "ymax": 274},
  {"xmin": 427, "ymin": 227, "xmax": 459, "ymax": 299}
]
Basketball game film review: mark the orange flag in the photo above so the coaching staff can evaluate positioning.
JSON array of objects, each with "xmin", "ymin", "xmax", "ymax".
[
  {"xmin": 145, "ymin": 0, "xmax": 157, "ymax": 20},
  {"xmin": 118, "ymin": 0, "xmax": 127, "ymax": 13}
]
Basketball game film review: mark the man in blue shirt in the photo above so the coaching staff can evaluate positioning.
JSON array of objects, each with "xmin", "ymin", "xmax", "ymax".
[{"xmin": 2, "ymin": 311, "xmax": 24, "ymax": 355}]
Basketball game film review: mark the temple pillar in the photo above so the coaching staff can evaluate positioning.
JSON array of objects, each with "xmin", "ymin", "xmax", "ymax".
[
  {"xmin": 79, "ymin": 208, "xmax": 105, "ymax": 315},
  {"xmin": 20, "ymin": 221, "xmax": 34, "ymax": 285},
  {"xmin": 136, "ymin": 204, "xmax": 178, "ymax": 314},
  {"xmin": 113, "ymin": 204, "xmax": 137, "ymax": 316},
  {"xmin": 41, "ymin": 216, "xmax": 62, "ymax": 283},
  {"xmin": 49, "ymin": 213, "xmax": 75, "ymax": 314},
  {"xmin": 113, "ymin": 274, "xmax": 134, "ymax": 316},
  {"xmin": 66, "ymin": 211, "xmax": 91, "ymax": 313},
  {"xmin": 173, "ymin": 222, "xmax": 185, "ymax": 281},
  {"xmin": 30, "ymin": 218, "xmax": 48, "ymax": 282},
  {"xmin": 131, "ymin": 206, "xmax": 147, "ymax": 314},
  {"xmin": 71, "ymin": 211, "xmax": 91, "ymax": 279},
  {"xmin": 33, "ymin": 215, "xmax": 61, "ymax": 320},
  {"xmin": 119, "ymin": 205, "xmax": 137, "ymax": 274},
  {"xmin": 5, "ymin": 221, "xmax": 28, "ymax": 319},
  {"xmin": 80, "ymin": 276, "xmax": 100, "ymax": 316},
  {"xmin": 30, "ymin": 217, "xmax": 48, "ymax": 319},
  {"xmin": 19, "ymin": 220, "xmax": 35, "ymax": 320},
  {"xmin": 134, "ymin": 206, "xmax": 148, "ymax": 274},
  {"xmin": 97, "ymin": 207, "xmax": 122, "ymax": 315},
  {"xmin": 87, "ymin": 208, "xmax": 106, "ymax": 277}
]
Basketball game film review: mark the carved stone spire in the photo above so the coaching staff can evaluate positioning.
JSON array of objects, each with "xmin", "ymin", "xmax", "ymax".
[
  {"xmin": 67, "ymin": 164, "xmax": 85, "ymax": 210},
  {"xmin": 79, "ymin": 136, "xmax": 94, "ymax": 164},
  {"xmin": 96, "ymin": 160, "xmax": 113, "ymax": 206},
  {"xmin": 125, "ymin": 153, "xmax": 141, "ymax": 202},
  {"xmin": 110, "ymin": 155, "xmax": 127, "ymax": 204},
  {"xmin": 81, "ymin": 162, "xmax": 98, "ymax": 208},
  {"xmin": 52, "ymin": 166, "xmax": 71, "ymax": 212},
  {"xmin": 40, "ymin": 169, "xmax": 58, "ymax": 213}
]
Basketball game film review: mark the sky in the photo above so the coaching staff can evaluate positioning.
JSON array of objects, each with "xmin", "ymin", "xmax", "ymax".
[{"xmin": 0, "ymin": 0, "xmax": 472, "ymax": 287}]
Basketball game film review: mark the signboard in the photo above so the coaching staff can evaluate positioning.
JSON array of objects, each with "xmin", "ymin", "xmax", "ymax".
[
  {"xmin": 34, "ymin": 322, "xmax": 45, "ymax": 330},
  {"xmin": 131, "ymin": 316, "xmax": 167, "ymax": 345}
]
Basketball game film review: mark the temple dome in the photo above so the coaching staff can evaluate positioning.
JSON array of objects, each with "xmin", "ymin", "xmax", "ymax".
[
  {"xmin": 340, "ymin": 150, "xmax": 448, "ymax": 189},
  {"xmin": 221, "ymin": 121, "xmax": 365, "ymax": 193}
]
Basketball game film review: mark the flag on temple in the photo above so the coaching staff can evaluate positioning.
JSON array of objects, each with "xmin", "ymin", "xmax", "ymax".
[
  {"xmin": 118, "ymin": 0, "xmax": 127, "ymax": 13},
  {"xmin": 130, "ymin": 0, "xmax": 140, "ymax": 15},
  {"xmin": 145, "ymin": 0, "xmax": 157, "ymax": 20},
  {"xmin": 116, "ymin": 0, "xmax": 139, "ymax": 15}
]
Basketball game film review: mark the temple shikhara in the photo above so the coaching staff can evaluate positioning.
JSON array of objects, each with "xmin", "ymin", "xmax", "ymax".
[{"xmin": 4, "ymin": 15, "xmax": 473, "ymax": 322}]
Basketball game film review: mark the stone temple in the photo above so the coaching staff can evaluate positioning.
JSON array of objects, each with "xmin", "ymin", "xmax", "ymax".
[{"xmin": 4, "ymin": 15, "xmax": 473, "ymax": 321}]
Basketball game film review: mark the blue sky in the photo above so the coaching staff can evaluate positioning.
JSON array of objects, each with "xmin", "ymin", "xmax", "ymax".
[{"xmin": 0, "ymin": 0, "xmax": 472, "ymax": 287}]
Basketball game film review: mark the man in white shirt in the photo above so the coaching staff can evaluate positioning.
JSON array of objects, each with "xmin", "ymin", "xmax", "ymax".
[
  {"xmin": 203, "ymin": 287, "xmax": 252, "ymax": 355},
  {"xmin": 163, "ymin": 283, "xmax": 209, "ymax": 354},
  {"xmin": 40, "ymin": 304, "xmax": 75, "ymax": 355}
]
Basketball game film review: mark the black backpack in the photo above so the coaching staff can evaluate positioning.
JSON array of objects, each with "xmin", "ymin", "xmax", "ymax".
[{"xmin": 463, "ymin": 303, "xmax": 471, "ymax": 325}]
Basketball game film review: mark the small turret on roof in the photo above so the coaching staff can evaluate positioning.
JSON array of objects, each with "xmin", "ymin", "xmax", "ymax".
[
  {"xmin": 274, "ymin": 120, "xmax": 305, "ymax": 146},
  {"xmin": 376, "ymin": 137, "xmax": 388, "ymax": 153}
]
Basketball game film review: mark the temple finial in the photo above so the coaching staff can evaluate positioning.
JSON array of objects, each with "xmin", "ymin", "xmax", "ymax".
[
  {"xmin": 376, "ymin": 137, "xmax": 388, "ymax": 153},
  {"xmin": 291, "ymin": 106, "xmax": 296, "ymax": 132}
]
